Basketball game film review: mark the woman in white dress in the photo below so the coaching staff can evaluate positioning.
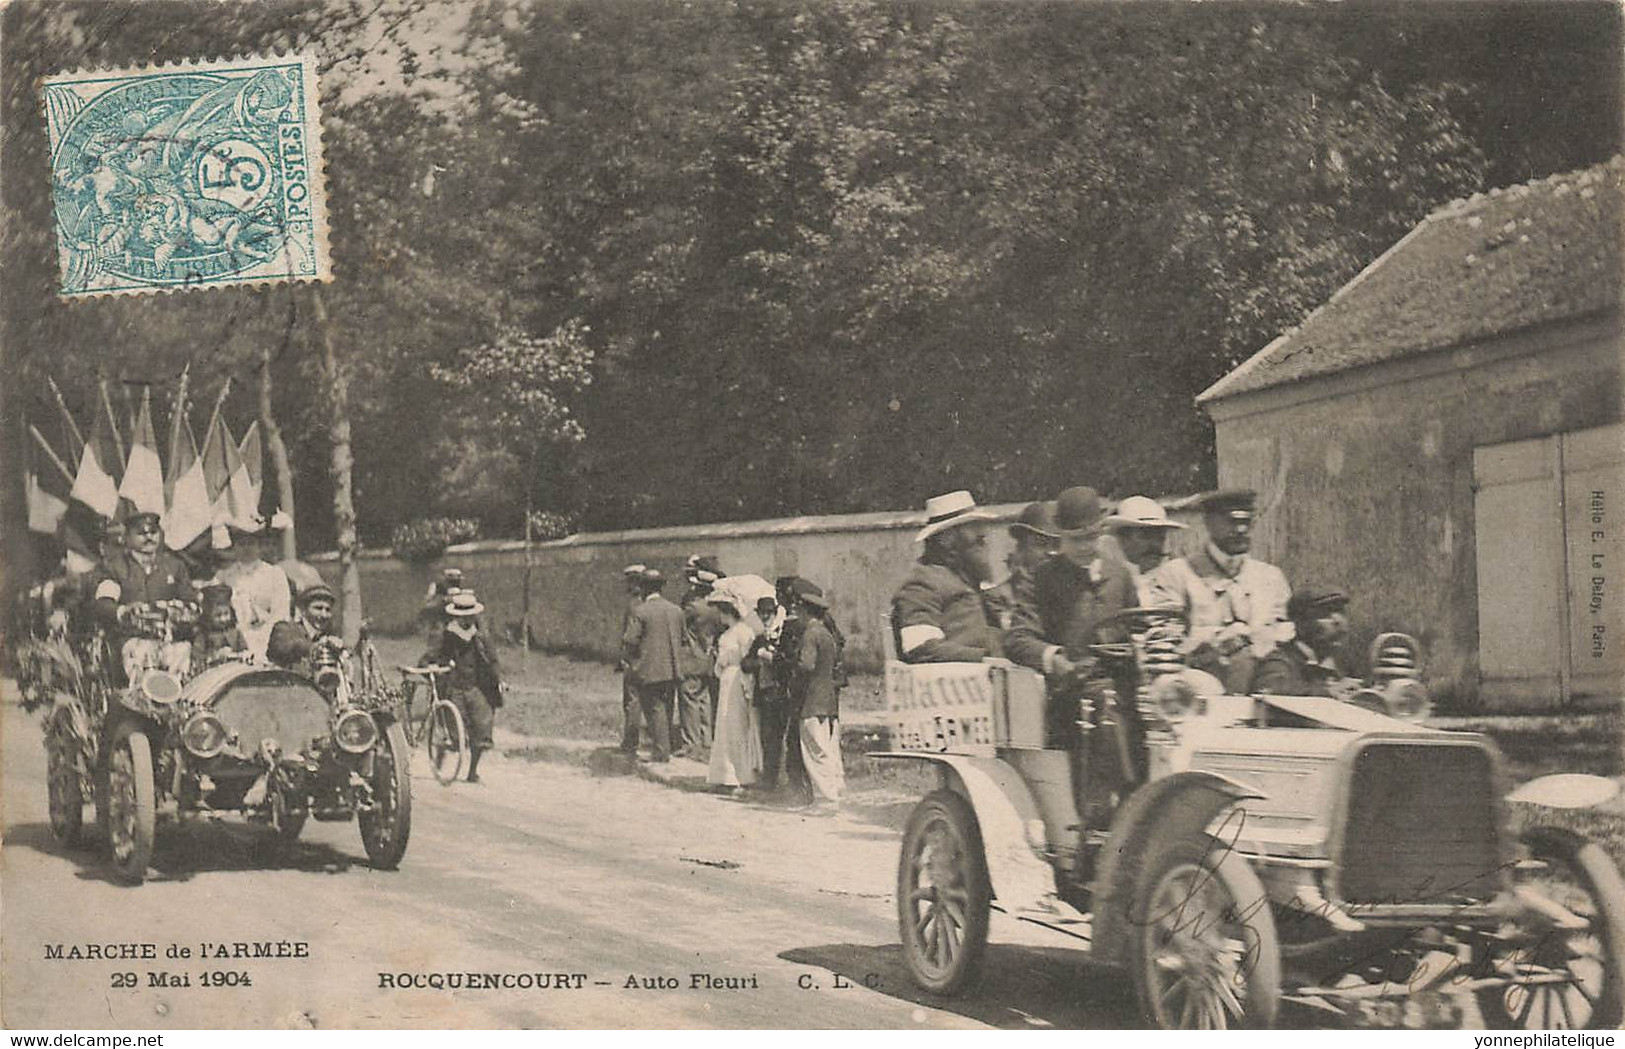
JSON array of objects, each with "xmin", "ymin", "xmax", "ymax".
[{"xmin": 707, "ymin": 593, "xmax": 762, "ymax": 792}]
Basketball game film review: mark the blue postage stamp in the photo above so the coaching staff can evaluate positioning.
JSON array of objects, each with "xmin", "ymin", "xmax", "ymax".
[{"xmin": 43, "ymin": 54, "xmax": 330, "ymax": 299}]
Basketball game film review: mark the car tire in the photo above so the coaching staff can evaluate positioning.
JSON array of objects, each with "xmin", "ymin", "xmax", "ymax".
[
  {"xmin": 105, "ymin": 722, "xmax": 156, "ymax": 885},
  {"xmin": 359, "ymin": 720, "xmax": 412, "ymax": 870},
  {"xmin": 45, "ymin": 706, "xmax": 85, "ymax": 848},
  {"xmin": 897, "ymin": 789, "xmax": 991, "ymax": 996},
  {"xmin": 1477, "ymin": 826, "xmax": 1625, "ymax": 1029},
  {"xmin": 1129, "ymin": 834, "xmax": 1280, "ymax": 1029}
]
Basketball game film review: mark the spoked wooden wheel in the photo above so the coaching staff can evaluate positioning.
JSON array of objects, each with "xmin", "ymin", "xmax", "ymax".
[
  {"xmin": 1476, "ymin": 827, "xmax": 1625, "ymax": 1029},
  {"xmin": 359, "ymin": 721, "xmax": 412, "ymax": 869},
  {"xmin": 426, "ymin": 700, "xmax": 467, "ymax": 786},
  {"xmin": 105, "ymin": 722, "xmax": 156, "ymax": 885},
  {"xmin": 897, "ymin": 790, "xmax": 991, "ymax": 995},
  {"xmin": 1133, "ymin": 843, "xmax": 1280, "ymax": 1029},
  {"xmin": 45, "ymin": 710, "xmax": 85, "ymax": 847}
]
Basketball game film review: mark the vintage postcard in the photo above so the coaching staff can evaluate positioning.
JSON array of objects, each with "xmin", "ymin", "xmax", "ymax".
[{"xmin": 2, "ymin": 0, "xmax": 1621, "ymax": 1036}]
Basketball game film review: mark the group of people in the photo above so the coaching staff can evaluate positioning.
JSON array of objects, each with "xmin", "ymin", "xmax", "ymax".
[
  {"xmin": 52, "ymin": 507, "xmax": 505, "ymax": 783},
  {"xmin": 618, "ymin": 559, "xmax": 847, "ymax": 814},
  {"xmin": 893, "ymin": 484, "xmax": 1358, "ymax": 701}
]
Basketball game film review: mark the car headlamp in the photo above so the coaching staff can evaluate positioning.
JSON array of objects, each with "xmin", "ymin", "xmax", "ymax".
[
  {"xmin": 1381, "ymin": 678, "xmax": 1432, "ymax": 721},
  {"xmin": 182, "ymin": 712, "xmax": 228, "ymax": 758},
  {"xmin": 333, "ymin": 708, "xmax": 378, "ymax": 754},
  {"xmin": 140, "ymin": 668, "xmax": 182, "ymax": 706},
  {"xmin": 1150, "ymin": 674, "xmax": 1202, "ymax": 723}
]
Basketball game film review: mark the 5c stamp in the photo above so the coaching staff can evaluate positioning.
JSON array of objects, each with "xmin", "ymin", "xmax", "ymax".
[{"xmin": 43, "ymin": 54, "xmax": 330, "ymax": 298}]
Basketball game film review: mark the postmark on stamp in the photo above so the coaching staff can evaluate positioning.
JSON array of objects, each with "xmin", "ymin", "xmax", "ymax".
[{"xmin": 43, "ymin": 54, "xmax": 329, "ymax": 299}]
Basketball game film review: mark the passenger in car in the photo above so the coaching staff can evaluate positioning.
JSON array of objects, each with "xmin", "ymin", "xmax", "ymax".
[
  {"xmin": 1252, "ymin": 587, "xmax": 1355, "ymax": 699},
  {"xmin": 891, "ymin": 491, "xmax": 1002, "ymax": 663},
  {"xmin": 266, "ymin": 583, "xmax": 338, "ymax": 668}
]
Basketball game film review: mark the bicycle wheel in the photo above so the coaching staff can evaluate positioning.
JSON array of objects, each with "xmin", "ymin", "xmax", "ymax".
[{"xmin": 426, "ymin": 700, "xmax": 467, "ymax": 785}]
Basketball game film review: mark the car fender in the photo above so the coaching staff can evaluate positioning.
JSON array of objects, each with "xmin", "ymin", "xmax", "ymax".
[
  {"xmin": 1090, "ymin": 770, "xmax": 1265, "ymax": 968},
  {"xmin": 873, "ymin": 751, "xmax": 1059, "ymax": 912},
  {"xmin": 1506, "ymin": 772, "xmax": 1621, "ymax": 810}
]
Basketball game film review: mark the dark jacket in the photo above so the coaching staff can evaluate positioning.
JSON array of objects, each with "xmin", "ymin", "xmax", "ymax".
[
  {"xmin": 1005, "ymin": 556, "xmax": 1137, "ymax": 673},
  {"xmin": 891, "ymin": 562, "xmax": 1000, "ymax": 663},
  {"xmin": 1252, "ymin": 641, "xmax": 1348, "ymax": 698},
  {"xmin": 426, "ymin": 627, "xmax": 503, "ymax": 708},
  {"xmin": 267, "ymin": 615, "xmax": 333, "ymax": 668},
  {"xmin": 91, "ymin": 548, "xmax": 196, "ymax": 632},
  {"xmin": 622, "ymin": 593, "xmax": 687, "ymax": 685},
  {"xmin": 796, "ymin": 616, "xmax": 840, "ymax": 719}
]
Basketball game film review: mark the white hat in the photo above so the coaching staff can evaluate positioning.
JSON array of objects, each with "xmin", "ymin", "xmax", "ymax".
[
  {"xmin": 1103, "ymin": 495, "xmax": 1187, "ymax": 531},
  {"xmin": 915, "ymin": 490, "xmax": 995, "ymax": 542},
  {"xmin": 445, "ymin": 591, "xmax": 485, "ymax": 617}
]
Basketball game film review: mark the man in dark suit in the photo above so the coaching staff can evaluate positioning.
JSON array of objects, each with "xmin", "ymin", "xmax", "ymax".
[
  {"xmin": 1006, "ymin": 486, "xmax": 1140, "ymax": 773},
  {"xmin": 621, "ymin": 568, "xmax": 686, "ymax": 763},
  {"xmin": 1253, "ymin": 587, "xmax": 1354, "ymax": 698}
]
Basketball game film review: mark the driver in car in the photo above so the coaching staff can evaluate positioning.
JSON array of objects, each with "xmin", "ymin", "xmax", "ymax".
[
  {"xmin": 90, "ymin": 509, "xmax": 197, "ymax": 682},
  {"xmin": 267, "ymin": 583, "xmax": 339, "ymax": 668},
  {"xmin": 1005, "ymin": 486, "xmax": 1141, "ymax": 779},
  {"xmin": 890, "ymin": 491, "xmax": 1002, "ymax": 663}
]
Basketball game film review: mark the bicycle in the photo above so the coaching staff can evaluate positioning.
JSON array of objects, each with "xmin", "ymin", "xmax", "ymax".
[{"xmin": 398, "ymin": 664, "xmax": 468, "ymax": 785}]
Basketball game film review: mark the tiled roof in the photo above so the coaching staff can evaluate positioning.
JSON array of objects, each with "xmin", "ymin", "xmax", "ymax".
[{"xmin": 1199, "ymin": 157, "xmax": 1624, "ymax": 403}]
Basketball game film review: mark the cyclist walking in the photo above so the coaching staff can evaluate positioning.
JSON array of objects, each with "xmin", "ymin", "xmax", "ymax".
[{"xmin": 424, "ymin": 589, "xmax": 503, "ymax": 783}]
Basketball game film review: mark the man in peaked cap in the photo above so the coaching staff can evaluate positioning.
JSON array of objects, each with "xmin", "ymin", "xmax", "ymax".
[
  {"xmin": 890, "ymin": 491, "xmax": 1002, "ymax": 663},
  {"xmin": 90, "ymin": 509, "xmax": 198, "ymax": 681},
  {"xmin": 1153, "ymin": 489, "xmax": 1293, "ymax": 693},
  {"xmin": 1253, "ymin": 587, "xmax": 1354, "ymax": 699}
]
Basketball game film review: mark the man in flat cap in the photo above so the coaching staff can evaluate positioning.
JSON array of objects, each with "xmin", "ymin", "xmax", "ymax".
[
  {"xmin": 891, "ymin": 491, "xmax": 1003, "ymax": 663},
  {"xmin": 1153, "ymin": 489, "xmax": 1292, "ymax": 694},
  {"xmin": 267, "ymin": 582, "xmax": 339, "ymax": 668},
  {"xmin": 621, "ymin": 568, "xmax": 686, "ymax": 762},
  {"xmin": 1253, "ymin": 587, "xmax": 1355, "ymax": 698}
]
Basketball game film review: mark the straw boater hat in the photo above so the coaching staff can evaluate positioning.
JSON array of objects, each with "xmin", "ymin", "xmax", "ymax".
[
  {"xmin": 915, "ymin": 490, "xmax": 995, "ymax": 542},
  {"xmin": 1103, "ymin": 495, "xmax": 1187, "ymax": 531},
  {"xmin": 621, "ymin": 563, "xmax": 647, "ymax": 577},
  {"xmin": 445, "ymin": 591, "xmax": 485, "ymax": 617}
]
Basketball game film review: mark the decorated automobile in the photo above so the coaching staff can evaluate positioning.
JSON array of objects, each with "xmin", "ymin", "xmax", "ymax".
[
  {"xmin": 95, "ymin": 636, "xmax": 413, "ymax": 884},
  {"xmin": 874, "ymin": 608, "xmax": 1625, "ymax": 1030}
]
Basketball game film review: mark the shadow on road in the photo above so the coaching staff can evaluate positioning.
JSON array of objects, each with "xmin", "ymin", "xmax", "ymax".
[
  {"xmin": 779, "ymin": 941, "xmax": 1142, "ymax": 1029},
  {"xmin": 8, "ymin": 818, "xmax": 364, "ymax": 886}
]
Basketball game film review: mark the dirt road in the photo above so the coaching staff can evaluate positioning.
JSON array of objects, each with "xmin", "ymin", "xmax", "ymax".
[{"xmin": 1, "ymin": 693, "xmax": 1140, "ymax": 1030}]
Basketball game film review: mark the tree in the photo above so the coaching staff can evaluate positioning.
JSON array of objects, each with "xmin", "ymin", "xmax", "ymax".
[{"xmin": 432, "ymin": 320, "xmax": 593, "ymax": 650}]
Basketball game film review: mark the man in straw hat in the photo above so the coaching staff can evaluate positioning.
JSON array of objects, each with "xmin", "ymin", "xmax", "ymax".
[
  {"xmin": 890, "ymin": 490, "xmax": 1002, "ymax": 663},
  {"xmin": 1006, "ymin": 486, "xmax": 1139, "ymax": 751},
  {"xmin": 621, "ymin": 568, "xmax": 687, "ymax": 763},
  {"xmin": 1152, "ymin": 489, "xmax": 1292, "ymax": 693},
  {"xmin": 425, "ymin": 589, "xmax": 504, "ymax": 783},
  {"xmin": 1103, "ymin": 495, "xmax": 1186, "ymax": 606}
]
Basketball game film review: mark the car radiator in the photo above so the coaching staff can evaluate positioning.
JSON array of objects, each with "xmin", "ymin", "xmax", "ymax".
[{"xmin": 1336, "ymin": 741, "xmax": 1502, "ymax": 906}]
